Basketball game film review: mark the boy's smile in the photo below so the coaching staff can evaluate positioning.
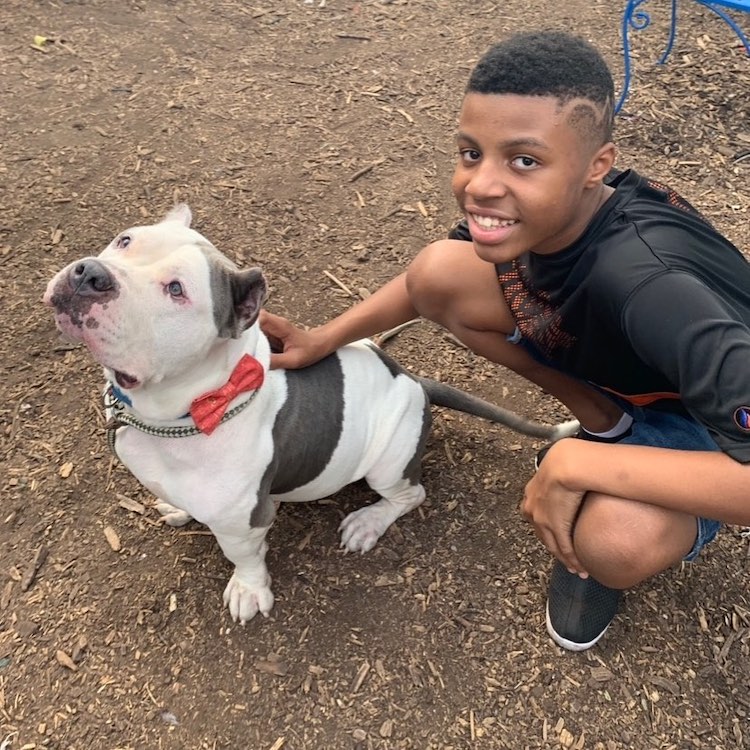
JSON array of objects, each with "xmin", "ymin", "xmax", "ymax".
[{"xmin": 452, "ymin": 93, "xmax": 614, "ymax": 264}]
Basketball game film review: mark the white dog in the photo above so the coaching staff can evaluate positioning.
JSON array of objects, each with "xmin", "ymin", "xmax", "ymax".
[{"xmin": 44, "ymin": 206, "xmax": 577, "ymax": 623}]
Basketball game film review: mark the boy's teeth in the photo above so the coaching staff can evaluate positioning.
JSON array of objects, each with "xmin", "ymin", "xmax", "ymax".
[{"xmin": 472, "ymin": 214, "xmax": 516, "ymax": 228}]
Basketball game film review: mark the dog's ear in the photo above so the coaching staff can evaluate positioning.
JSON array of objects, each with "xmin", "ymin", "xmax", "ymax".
[
  {"xmin": 234, "ymin": 267, "xmax": 268, "ymax": 328},
  {"xmin": 162, "ymin": 203, "xmax": 193, "ymax": 227},
  {"xmin": 219, "ymin": 267, "xmax": 267, "ymax": 338}
]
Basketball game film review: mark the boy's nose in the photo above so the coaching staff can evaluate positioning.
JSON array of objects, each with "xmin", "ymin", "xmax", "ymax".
[{"xmin": 465, "ymin": 163, "xmax": 508, "ymax": 200}]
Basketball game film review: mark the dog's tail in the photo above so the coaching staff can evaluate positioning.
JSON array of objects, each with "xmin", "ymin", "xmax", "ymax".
[{"xmin": 418, "ymin": 377, "xmax": 579, "ymax": 441}]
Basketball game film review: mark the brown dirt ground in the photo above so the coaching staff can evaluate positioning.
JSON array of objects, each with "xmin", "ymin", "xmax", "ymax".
[{"xmin": 2, "ymin": 1, "xmax": 750, "ymax": 748}]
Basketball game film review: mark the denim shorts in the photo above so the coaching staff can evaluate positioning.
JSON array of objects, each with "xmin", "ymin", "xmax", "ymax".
[
  {"xmin": 508, "ymin": 328, "xmax": 722, "ymax": 560},
  {"xmin": 616, "ymin": 407, "xmax": 722, "ymax": 561}
]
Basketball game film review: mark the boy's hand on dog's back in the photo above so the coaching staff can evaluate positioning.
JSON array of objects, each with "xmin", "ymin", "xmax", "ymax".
[{"xmin": 261, "ymin": 310, "xmax": 332, "ymax": 370}]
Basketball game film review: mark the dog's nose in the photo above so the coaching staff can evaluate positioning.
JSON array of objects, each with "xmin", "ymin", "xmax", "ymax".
[{"xmin": 70, "ymin": 259, "xmax": 115, "ymax": 296}]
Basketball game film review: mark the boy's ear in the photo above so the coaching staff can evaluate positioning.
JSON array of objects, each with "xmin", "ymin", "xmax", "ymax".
[{"xmin": 586, "ymin": 142, "xmax": 616, "ymax": 187}]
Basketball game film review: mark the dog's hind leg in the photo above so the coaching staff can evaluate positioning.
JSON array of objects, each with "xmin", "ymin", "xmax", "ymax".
[
  {"xmin": 339, "ymin": 395, "xmax": 430, "ymax": 553},
  {"xmin": 154, "ymin": 500, "xmax": 193, "ymax": 527},
  {"xmin": 339, "ymin": 477, "xmax": 426, "ymax": 554}
]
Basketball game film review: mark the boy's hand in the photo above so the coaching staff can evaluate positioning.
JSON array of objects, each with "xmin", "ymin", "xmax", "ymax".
[
  {"xmin": 520, "ymin": 440, "xmax": 588, "ymax": 577},
  {"xmin": 260, "ymin": 311, "xmax": 332, "ymax": 370}
]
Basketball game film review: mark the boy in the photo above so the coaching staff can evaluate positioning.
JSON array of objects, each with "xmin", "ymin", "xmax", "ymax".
[{"xmin": 261, "ymin": 31, "xmax": 750, "ymax": 651}]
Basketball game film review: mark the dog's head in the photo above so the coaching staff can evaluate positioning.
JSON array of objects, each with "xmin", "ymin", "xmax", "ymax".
[{"xmin": 43, "ymin": 205, "xmax": 267, "ymax": 392}]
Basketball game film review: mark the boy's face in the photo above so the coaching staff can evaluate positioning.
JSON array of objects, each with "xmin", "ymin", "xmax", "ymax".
[{"xmin": 452, "ymin": 93, "xmax": 614, "ymax": 264}]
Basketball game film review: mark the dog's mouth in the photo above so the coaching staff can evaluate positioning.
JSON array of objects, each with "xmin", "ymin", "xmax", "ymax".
[{"xmin": 114, "ymin": 370, "xmax": 140, "ymax": 390}]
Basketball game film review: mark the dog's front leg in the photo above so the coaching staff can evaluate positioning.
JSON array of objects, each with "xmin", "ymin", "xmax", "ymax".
[{"xmin": 211, "ymin": 525, "xmax": 274, "ymax": 623}]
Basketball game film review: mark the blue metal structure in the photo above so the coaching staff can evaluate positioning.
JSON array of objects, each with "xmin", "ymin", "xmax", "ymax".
[{"xmin": 616, "ymin": 0, "xmax": 750, "ymax": 112}]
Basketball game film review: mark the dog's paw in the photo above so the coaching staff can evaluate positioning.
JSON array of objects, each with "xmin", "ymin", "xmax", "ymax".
[
  {"xmin": 154, "ymin": 500, "xmax": 193, "ymax": 527},
  {"xmin": 222, "ymin": 573, "xmax": 274, "ymax": 624},
  {"xmin": 339, "ymin": 502, "xmax": 398, "ymax": 554}
]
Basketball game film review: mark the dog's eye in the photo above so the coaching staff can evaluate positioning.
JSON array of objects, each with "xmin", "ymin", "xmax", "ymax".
[
  {"xmin": 167, "ymin": 281, "xmax": 184, "ymax": 298},
  {"xmin": 116, "ymin": 234, "xmax": 132, "ymax": 249}
]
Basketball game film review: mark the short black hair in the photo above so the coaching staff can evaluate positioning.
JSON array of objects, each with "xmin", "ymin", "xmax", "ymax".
[{"xmin": 466, "ymin": 31, "xmax": 615, "ymax": 143}]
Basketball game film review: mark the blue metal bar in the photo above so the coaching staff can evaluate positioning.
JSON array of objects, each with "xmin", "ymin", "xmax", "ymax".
[
  {"xmin": 701, "ymin": 0, "xmax": 750, "ymax": 11},
  {"xmin": 616, "ymin": 0, "xmax": 653, "ymax": 113},
  {"xmin": 658, "ymin": 0, "xmax": 679, "ymax": 64},
  {"xmin": 616, "ymin": 0, "xmax": 750, "ymax": 114},
  {"xmin": 697, "ymin": 1, "xmax": 750, "ymax": 52}
]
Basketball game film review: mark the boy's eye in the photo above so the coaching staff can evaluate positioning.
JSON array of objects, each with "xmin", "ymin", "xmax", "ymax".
[
  {"xmin": 512, "ymin": 155, "xmax": 539, "ymax": 170},
  {"xmin": 459, "ymin": 148, "xmax": 481, "ymax": 164}
]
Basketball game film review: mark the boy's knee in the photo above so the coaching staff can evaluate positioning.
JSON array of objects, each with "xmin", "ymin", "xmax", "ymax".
[
  {"xmin": 573, "ymin": 494, "xmax": 695, "ymax": 588},
  {"xmin": 406, "ymin": 240, "xmax": 460, "ymax": 320}
]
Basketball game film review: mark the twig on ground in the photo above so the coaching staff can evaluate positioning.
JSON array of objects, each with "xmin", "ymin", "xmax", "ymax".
[
  {"xmin": 349, "ymin": 157, "xmax": 386, "ymax": 182},
  {"xmin": 323, "ymin": 269, "xmax": 354, "ymax": 297}
]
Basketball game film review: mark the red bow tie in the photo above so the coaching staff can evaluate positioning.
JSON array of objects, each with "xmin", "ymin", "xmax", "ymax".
[{"xmin": 190, "ymin": 354, "xmax": 265, "ymax": 435}]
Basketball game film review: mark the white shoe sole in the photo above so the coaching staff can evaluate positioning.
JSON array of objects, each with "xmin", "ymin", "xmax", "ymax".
[{"xmin": 545, "ymin": 599, "xmax": 611, "ymax": 652}]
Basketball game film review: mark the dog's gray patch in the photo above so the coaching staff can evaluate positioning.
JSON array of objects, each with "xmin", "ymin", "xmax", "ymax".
[
  {"xmin": 364, "ymin": 341, "xmax": 409, "ymax": 379},
  {"xmin": 250, "ymin": 465, "xmax": 277, "ymax": 528},
  {"xmin": 403, "ymin": 399, "xmax": 431, "ymax": 485},
  {"xmin": 267, "ymin": 353, "xmax": 345, "ymax": 495},
  {"xmin": 205, "ymin": 251, "xmax": 239, "ymax": 338},
  {"xmin": 204, "ymin": 248, "xmax": 265, "ymax": 338}
]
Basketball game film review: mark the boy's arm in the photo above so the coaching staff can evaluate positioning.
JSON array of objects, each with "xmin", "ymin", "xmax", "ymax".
[
  {"xmin": 261, "ymin": 273, "xmax": 418, "ymax": 369},
  {"xmin": 523, "ymin": 439, "xmax": 750, "ymax": 575},
  {"xmin": 524, "ymin": 271, "xmax": 750, "ymax": 573},
  {"xmin": 622, "ymin": 271, "xmax": 750, "ymax": 462}
]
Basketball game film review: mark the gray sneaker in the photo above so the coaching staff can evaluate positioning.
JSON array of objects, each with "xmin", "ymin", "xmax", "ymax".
[{"xmin": 546, "ymin": 561, "xmax": 621, "ymax": 651}]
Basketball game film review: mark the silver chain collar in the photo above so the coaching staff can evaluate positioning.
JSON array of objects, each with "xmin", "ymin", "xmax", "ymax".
[{"xmin": 104, "ymin": 383, "xmax": 259, "ymax": 456}]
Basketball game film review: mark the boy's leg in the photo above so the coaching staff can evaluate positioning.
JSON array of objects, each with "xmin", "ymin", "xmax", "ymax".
[
  {"xmin": 406, "ymin": 240, "xmax": 623, "ymax": 432},
  {"xmin": 546, "ymin": 480, "xmax": 700, "ymax": 652},
  {"xmin": 573, "ymin": 493, "xmax": 698, "ymax": 588},
  {"xmin": 575, "ymin": 408, "xmax": 722, "ymax": 586},
  {"xmin": 545, "ymin": 410, "xmax": 722, "ymax": 651}
]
